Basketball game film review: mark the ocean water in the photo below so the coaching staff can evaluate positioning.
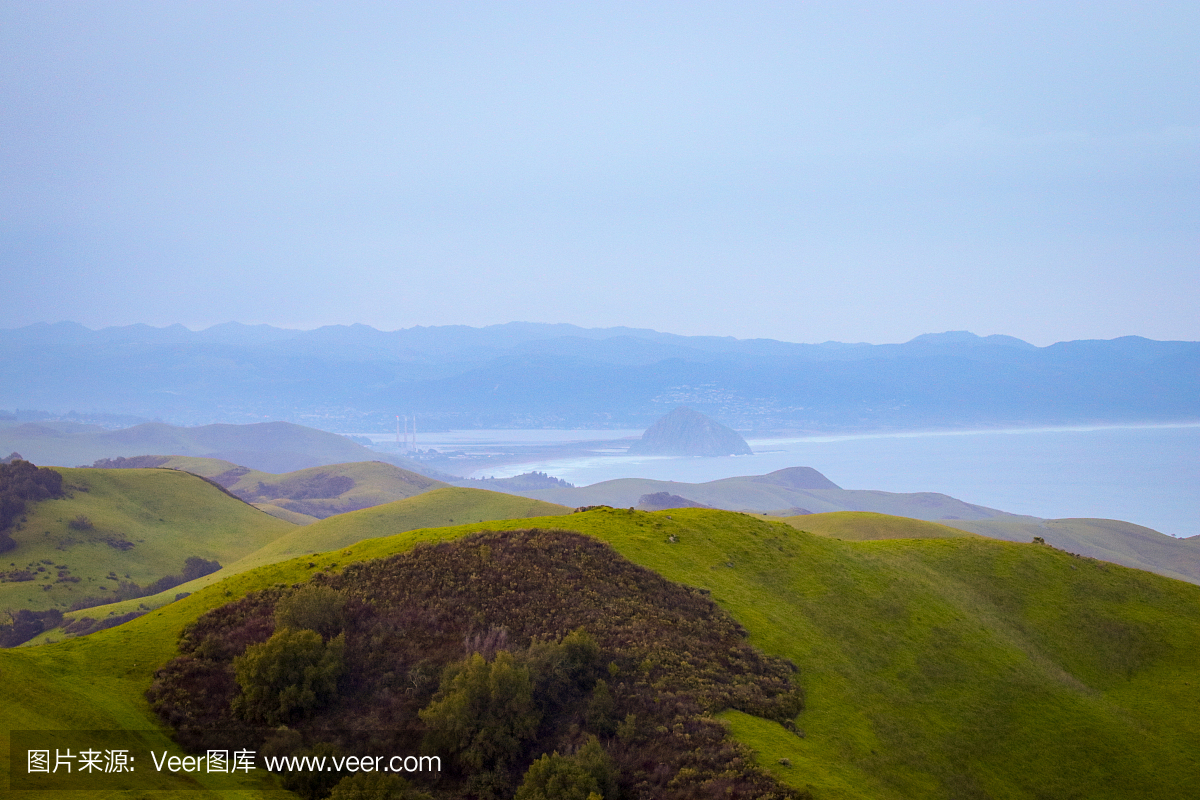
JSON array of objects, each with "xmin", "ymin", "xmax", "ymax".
[{"xmin": 452, "ymin": 424, "xmax": 1199, "ymax": 538}]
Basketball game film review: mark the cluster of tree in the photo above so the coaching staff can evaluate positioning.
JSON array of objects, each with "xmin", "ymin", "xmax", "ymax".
[
  {"xmin": 0, "ymin": 458, "xmax": 65, "ymax": 552},
  {"xmin": 468, "ymin": 472, "xmax": 576, "ymax": 491},
  {"xmin": 89, "ymin": 455, "xmax": 171, "ymax": 469},
  {"xmin": 148, "ymin": 529, "xmax": 807, "ymax": 800},
  {"xmin": 0, "ymin": 608, "xmax": 63, "ymax": 647},
  {"xmin": 253, "ymin": 473, "xmax": 356, "ymax": 502},
  {"xmin": 0, "ymin": 555, "xmax": 222, "ymax": 648},
  {"xmin": 68, "ymin": 556, "xmax": 221, "ymax": 612},
  {"xmin": 60, "ymin": 610, "xmax": 145, "ymax": 638}
]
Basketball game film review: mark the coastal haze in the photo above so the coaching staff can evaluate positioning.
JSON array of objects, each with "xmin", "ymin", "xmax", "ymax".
[{"xmin": 1, "ymin": 321, "xmax": 1197, "ymax": 536}]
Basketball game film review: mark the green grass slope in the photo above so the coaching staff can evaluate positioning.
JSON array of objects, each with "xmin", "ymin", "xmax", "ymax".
[
  {"xmin": 781, "ymin": 511, "xmax": 982, "ymax": 541},
  {"xmin": 0, "ymin": 467, "xmax": 294, "ymax": 613},
  {"xmin": 150, "ymin": 455, "xmax": 265, "ymax": 480},
  {"xmin": 97, "ymin": 457, "xmax": 449, "ymax": 522},
  {"xmin": 3, "ymin": 508, "xmax": 1198, "ymax": 799},
  {"xmin": 510, "ymin": 470, "xmax": 1196, "ymax": 585},
  {"xmin": 250, "ymin": 503, "xmax": 321, "ymax": 525},
  {"xmin": 225, "ymin": 460, "xmax": 448, "ymax": 519},
  {"xmin": 23, "ymin": 487, "xmax": 571, "ymax": 646},
  {"xmin": 940, "ymin": 517, "xmax": 1200, "ymax": 585},
  {"xmin": 226, "ymin": 486, "xmax": 571, "ymax": 571}
]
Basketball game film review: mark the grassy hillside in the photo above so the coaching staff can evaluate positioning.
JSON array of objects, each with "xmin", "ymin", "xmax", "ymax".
[
  {"xmin": 499, "ymin": 469, "xmax": 1196, "ymax": 585},
  {"xmin": 941, "ymin": 517, "xmax": 1200, "ymax": 585},
  {"xmin": 226, "ymin": 486, "xmax": 572, "ymax": 571},
  {"xmin": 95, "ymin": 456, "xmax": 450, "ymax": 522},
  {"xmin": 0, "ymin": 467, "xmax": 293, "ymax": 613},
  {"xmin": 18, "ymin": 487, "xmax": 572, "ymax": 646},
  {"xmin": 3, "ymin": 507, "xmax": 1199, "ymax": 798},
  {"xmin": 224, "ymin": 460, "xmax": 447, "ymax": 519},
  {"xmin": 144, "ymin": 454, "xmax": 261, "ymax": 479},
  {"xmin": 780, "ymin": 511, "xmax": 982, "ymax": 541},
  {"xmin": 250, "ymin": 503, "xmax": 321, "ymax": 525}
]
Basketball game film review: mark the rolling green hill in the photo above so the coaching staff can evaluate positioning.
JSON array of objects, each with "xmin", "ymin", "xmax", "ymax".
[
  {"xmin": 90, "ymin": 458, "xmax": 1198, "ymax": 590},
  {"xmin": 3, "ymin": 507, "xmax": 1199, "ymax": 798},
  {"xmin": 19, "ymin": 487, "xmax": 572, "ymax": 645},
  {"xmin": 0, "ymin": 467, "xmax": 294, "ymax": 614},
  {"xmin": 225, "ymin": 460, "xmax": 447, "ymax": 519},
  {"xmin": 224, "ymin": 486, "xmax": 572, "ymax": 571},
  {"xmin": 499, "ymin": 468, "xmax": 1198, "ymax": 585},
  {"xmin": 249, "ymin": 503, "xmax": 321, "ymax": 525},
  {"xmin": 95, "ymin": 456, "xmax": 450, "ymax": 522},
  {"xmin": 780, "ymin": 511, "xmax": 982, "ymax": 541},
  {"xmin": 939, "ymin": 517, "xmax": 1200, "ymax": 585}
]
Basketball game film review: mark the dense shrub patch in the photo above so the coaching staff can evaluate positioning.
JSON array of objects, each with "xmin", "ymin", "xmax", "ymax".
[
  {"xmin": 0, "ymin": 459, "xmax": 65, "ymax": 551},
  {"xmin": 68, "ymin": 556, "xmax": 222, "ymax": 612},
  {"xmin": 0, "ymin": 608, "xmax": 64, "ymax": 647},
  {"xmin": 149, "ymin": 529, "xmax": 807, "ymax": 799}
]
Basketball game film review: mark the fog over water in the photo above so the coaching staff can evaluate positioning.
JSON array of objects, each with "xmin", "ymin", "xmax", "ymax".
[{"xmin": 395, "ymin": 424, "xmax": 1200, "ymax": 538}]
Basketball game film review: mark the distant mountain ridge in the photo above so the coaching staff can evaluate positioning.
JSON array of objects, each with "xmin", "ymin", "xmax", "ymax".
[
  {"xmin": 499, "ymin": 466, "xmax": 1023, "ymax": 522},
  {"xmin": 0, "ymin": 420, "xmax": 434, "ymax": 474},
  {"xmin": 2, "ymin": 322, "xmax": 1196, "ymax": 430}
]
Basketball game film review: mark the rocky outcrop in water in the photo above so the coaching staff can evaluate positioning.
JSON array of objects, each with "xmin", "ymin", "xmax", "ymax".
[{"xmin": 627, "ymin": 407, "xmax": 753, "ymax": 457}]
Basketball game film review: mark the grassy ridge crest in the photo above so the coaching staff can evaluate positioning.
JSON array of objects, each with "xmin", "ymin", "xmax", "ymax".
[{"xmin": 780, "ymin": 511, "xmax": 981, "ymax": 541}]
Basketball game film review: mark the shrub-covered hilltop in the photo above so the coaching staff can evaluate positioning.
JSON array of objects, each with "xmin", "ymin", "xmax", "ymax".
[{"xmin": 149, "ymin": 528, "xmax": 806, "ymax": 800}]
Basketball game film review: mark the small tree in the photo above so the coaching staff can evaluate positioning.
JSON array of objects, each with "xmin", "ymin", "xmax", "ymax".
[
  {"xmin": 180, "ymin": 556, "xmax": 221, "ymax": 582},
  {"xmin": 274, "ymin": 585, "xmax": 347, "ymax": 639},
  {"xmin": 232, "ymin": 627, "xmax": 345, "ymax": 725},
  {"xmin": 515, "ymin": 737, "xmax": 617, "ymax": 800},
  {"xmin": 526, "ymin": 628, "xmax": 602, "ymax": 712},
  {"xmin": 585, "ymin": 679, "xmax": 617, "ymax": 736},
  {"xmin": 419, "ymin": 650, "xmax": 540, "ymax": 773}
]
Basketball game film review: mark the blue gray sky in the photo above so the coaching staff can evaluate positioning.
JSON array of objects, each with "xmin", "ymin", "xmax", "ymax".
[{"xmin": 1, "ymin": 2, "xmax": 1196, "ymax": 345}]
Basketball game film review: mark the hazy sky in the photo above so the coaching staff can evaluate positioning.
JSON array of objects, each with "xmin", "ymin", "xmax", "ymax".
[{"xmin": 1, "ymin": 2, "xmax": 1196, "ymax": 345}]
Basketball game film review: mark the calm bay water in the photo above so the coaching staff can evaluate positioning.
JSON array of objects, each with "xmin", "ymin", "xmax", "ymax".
[{"xmin": 440, "ymin": 424, "xmax": 1199, "ymax": 538}]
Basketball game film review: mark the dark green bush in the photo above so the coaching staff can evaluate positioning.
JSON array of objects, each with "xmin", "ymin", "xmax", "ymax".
[
  {"xmin": 232, "ymin": 627, "xmax": 345, "ymax": 725},
  {"xmin": 420, "ymin": 650, "xmax": 540, "ymax": 773},
  {"xmin": 275, "ymin": 584, "xmax": 347, "ymax": 639},
  {"xmin": 516, "ymin": 737, "xmax": 616, "ymax": 800}
]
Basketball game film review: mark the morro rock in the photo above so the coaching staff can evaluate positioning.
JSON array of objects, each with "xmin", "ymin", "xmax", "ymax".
[{"xmin": 628, "ymin": 407, "xmax": 753, "ymax": 457}]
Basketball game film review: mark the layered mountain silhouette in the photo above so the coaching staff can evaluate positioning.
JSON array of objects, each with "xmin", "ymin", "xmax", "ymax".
[
  {"xmin": 627, "ymin": 406, "xmax": 753, "ymax": 457},
  {"xmin": 4, "ymin": 322, "xmax": 1196, "ymax": 429}
]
